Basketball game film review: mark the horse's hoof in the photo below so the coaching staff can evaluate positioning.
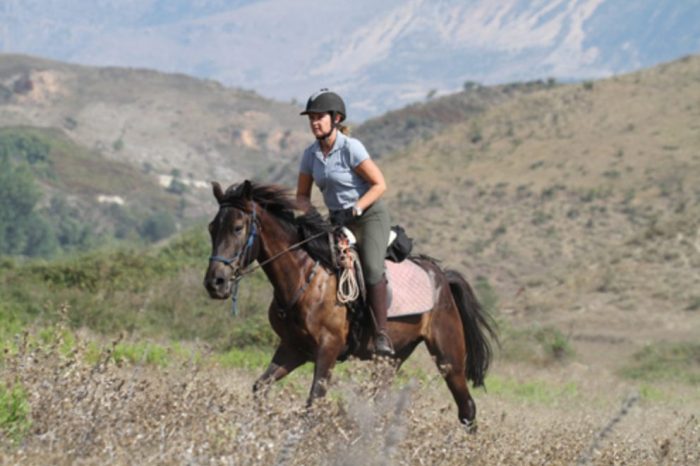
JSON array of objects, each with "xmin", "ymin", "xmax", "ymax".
[{"xmin": 461, "ymin": 418, "xmax": 478, "ymax": 434}]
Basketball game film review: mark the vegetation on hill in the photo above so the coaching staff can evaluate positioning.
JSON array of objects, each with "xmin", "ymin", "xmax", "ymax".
[
  {"xmin": 0, "ymin": 53, "xmax": 310, "ymax": 202},
  {"xmin": 0, "ymin": 127, "xmax": 186, "ymax": 257},
  {"xmin": 379, "ymin": 55, "xmax": 700, "ymax": 366},
  {"xmin": 0, "ymin": 226, "xmax": 275, "ymax": 350},
  {"xmin": 354, "ymin": 79, "xmax": 556, "ymax": 159}
]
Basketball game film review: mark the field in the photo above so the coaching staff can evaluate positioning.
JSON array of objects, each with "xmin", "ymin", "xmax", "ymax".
[
  {"xmin": 0, "ymin": 227, "xmax": 698, "ymax": 464},
  {"xmin": 1, "ymin": 322, "xmax": 698, "ymax": 464},
  {"xmin": 2, "ymin": 56, "xmax": 700, "ymax": 464}
]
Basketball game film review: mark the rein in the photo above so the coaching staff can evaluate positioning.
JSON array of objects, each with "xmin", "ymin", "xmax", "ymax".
[{"xmin": 234, "ymin": 229, "xmax": 328, "ymax": 280}]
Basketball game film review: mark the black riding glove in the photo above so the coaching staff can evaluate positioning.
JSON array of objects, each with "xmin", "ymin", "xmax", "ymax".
[{"xmin": 330, "ymin": 207, "xmax": 354, "ymax": 227}]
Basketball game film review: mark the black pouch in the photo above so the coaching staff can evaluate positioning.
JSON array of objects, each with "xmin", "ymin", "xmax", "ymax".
[{"xmin": 385, "ymin": 225, "xmax": 413, "ymax": 262}]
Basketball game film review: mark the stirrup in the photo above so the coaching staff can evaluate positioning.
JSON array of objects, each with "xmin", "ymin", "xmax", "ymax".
[{"xmin": 374, "ymin": 331, "xmax": 395, "ymax": 357}]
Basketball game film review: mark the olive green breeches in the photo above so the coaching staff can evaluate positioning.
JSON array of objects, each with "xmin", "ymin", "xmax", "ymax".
[{"xmin": 348, "ymin": 199, "xmax": 391, "ymax": 286}]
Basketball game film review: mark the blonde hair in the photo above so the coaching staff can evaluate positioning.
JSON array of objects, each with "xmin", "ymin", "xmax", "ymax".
[{"xmin": 336, "ymin": 123, "xmax": 350, "ymax": 135}]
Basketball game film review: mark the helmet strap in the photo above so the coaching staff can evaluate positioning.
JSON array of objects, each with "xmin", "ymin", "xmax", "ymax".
[{"xmin": 316, "ymin": 112, "xmax": 337, "ymax": 142}]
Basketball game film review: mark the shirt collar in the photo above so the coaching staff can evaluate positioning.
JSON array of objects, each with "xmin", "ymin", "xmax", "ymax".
[{"xmin": 314, "ymin": 131, "xmax": 347, "ymax": 158}]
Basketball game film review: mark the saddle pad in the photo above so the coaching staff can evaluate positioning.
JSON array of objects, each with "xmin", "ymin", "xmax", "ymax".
[{"xmin": 385, "ymin": 259, "xmax": 436, "ymax": 318}]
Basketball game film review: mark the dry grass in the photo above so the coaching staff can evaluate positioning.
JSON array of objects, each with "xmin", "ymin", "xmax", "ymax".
[{"xmin": 1, "ymin": 326, "xmax": 698, "ymax": 465}]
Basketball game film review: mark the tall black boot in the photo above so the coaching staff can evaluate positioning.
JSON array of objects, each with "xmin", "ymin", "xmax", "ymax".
[{"xmin": 367, "ymin": 276, "xmax": 394, "ymax": 357}]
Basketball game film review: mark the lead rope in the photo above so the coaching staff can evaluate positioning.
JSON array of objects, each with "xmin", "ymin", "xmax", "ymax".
[{"xmin": 336, "ymin": 235, "xmax": 360, "ymax": 303}]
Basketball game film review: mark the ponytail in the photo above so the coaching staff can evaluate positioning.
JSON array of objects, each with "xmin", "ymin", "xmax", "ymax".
[{"xmin": 336, "ymin": 123, "xmax": 350, "ymax": 135}]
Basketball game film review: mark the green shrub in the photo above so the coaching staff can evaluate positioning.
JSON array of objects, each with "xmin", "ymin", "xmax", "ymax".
[
  {"xmin": 141, "ymin": 211, "xmax": 177, "ymax": 242},
  {"xmin": 112, "ymin": 342, "xmax": 171, "ymax": 367},
  {"xmin": 685, "ymin": 296, "xmax": 700, "ymax": 312},
  {"xmin": 226, "ymin": 312, "xmax": 279, "ymax": 349},
  {"xmin": 0, "ymin": 382, "xmax": 31, "ymax": 443},
  {"xmin": 474, "ymin": 276, "xmax": 499, "ymax": 315},
  {"xmin": 534, "ymin": 327, "xmax": 574, "ymax": 361},
  {"xmin": 620, "ymin": 342, "xmax": 700, "ymax": 384},
  {"xmin": 0, "ymin": 156, "xmax": 59, "ymax": 257},
  {"xmin": 498, "ymin": 323, "xmax": 574, "ymax": 365}
]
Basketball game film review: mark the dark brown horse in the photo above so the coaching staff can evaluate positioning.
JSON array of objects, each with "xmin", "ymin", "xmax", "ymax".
[{"xmin": 204, "ymin": 180, "xmax": 496, "ymax": 427}]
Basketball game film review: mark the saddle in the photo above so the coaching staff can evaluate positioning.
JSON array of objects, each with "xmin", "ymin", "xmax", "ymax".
[
  {"xmin": 332, "ymin": 226, "xmax": 435, "ymax": 359},
  {"xmin": 332, "ymin": 227, "xmax": 435, "ymax": 318}
]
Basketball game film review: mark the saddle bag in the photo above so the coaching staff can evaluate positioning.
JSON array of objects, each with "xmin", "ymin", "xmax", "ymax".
[{"xmin": 385, "ymin": 225, "xmax": 413, "ymax": 263}]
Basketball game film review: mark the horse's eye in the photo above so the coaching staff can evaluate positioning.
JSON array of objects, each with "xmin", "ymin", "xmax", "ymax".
[{"xmin": 234, "ymin": 225, "xmax": 245, "ymax": 234}]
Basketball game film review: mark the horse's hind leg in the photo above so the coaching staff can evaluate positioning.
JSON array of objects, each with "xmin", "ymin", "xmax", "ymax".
[
  {"xmin": 425, "ymin": 312, "xmax": 478, "ymax": 430},
  {"xmin": 253, "ymin": 344, "xmax": 306, "ymax": 397}
]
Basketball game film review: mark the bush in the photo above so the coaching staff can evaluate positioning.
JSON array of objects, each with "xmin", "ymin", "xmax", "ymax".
[
  {"xmin": 534, "ymin": 327, "xmax": 574, "ymax": 361},
  {"xmin": 0, "ymin": 131, "xmax": 50, "ymax": 166},
  {"xmin": 474, "ymin": 276, "xmax": 499, "ymax": 315},
  {"xmin": 167, "ymin": 178, "xmax": 188, "ymax": 195},
  {"xmin": 141, "ymin": 211, "xmax": 177, "ymax": 242},
  {"xmin": 0, "ymin": 157, "xmax": 58, "ymax": 257},
  {"xmin": 0, "ymin": 382, "xmax": 31, "ymax": 443},
  {"xmin": 620, "ymin": 342, "xmax": 700, "ymax": 384}
]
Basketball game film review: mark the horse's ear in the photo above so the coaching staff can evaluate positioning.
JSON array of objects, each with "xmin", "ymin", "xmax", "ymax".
[
  {"xmin": 212, "ymin": 181, "xmax": 225, "ymax": 203},
  {"xmin": 242, "ymin": 180, "xmax": 253, "ymax": 200}
]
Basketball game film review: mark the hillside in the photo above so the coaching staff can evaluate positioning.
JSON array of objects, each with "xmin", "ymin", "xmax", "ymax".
[
  {"xmin": 0, "ymin": 126, "xmax": 192, "ymax": 256},
  {"xmin": 354, "ymin": 79, "xmax": 556, "ymax": 159},
  {"xmin": 380, "ymin": 54, "xmax": 700, "ymax": 368},
  {"xmin": 0, "ymin": 53, "xmax": 314, "ymax": 254},
  {"xmin": 0, "ymin": 54, "xmax": 309, "ymax": 203}
]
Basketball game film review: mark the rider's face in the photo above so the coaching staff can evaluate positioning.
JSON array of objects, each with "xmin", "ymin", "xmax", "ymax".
[{"xmin": 307, "ymin": 112, "xmax": 333, "ymax": 138}]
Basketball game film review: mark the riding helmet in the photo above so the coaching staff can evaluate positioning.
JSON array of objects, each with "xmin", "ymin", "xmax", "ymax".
[{"xmin": 300, "ymin": 89, "xmax": 346, "ymax": 122}]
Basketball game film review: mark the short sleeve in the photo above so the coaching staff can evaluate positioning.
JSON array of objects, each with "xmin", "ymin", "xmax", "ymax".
[
  {"xmin": 299, "ymin": 147, "xmax": 314, "ymax": 175},
  {"xmin": 346, "ymin": 138, "xmax": 370, "ymax": 168}
]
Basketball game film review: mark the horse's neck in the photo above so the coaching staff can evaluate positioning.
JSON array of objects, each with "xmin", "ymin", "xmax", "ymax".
[{"xmin": 257, "ymin": 215, "xmax": 315, "ymax": 300}]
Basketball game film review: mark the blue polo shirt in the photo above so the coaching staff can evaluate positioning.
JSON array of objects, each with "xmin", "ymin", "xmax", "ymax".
[{"xmin": 299, "ymin": 132, "xmax": 371, "ymax": 211}]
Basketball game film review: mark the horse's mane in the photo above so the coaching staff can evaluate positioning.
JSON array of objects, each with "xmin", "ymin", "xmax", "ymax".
[{"xmin": 221, "ymin": 182, "xmax": 335, "ymax": 269}]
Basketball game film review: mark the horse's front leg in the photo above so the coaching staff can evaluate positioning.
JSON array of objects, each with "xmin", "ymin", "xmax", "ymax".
[
  {"xmin": 307, "ymin": 332, "xmax": 345, "ymax": 405},
  {"xmin": 253, "ymin": 344, "xmax": 306, "ymax": 398}
]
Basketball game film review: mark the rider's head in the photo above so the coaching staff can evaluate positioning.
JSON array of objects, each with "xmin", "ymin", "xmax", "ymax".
[{"xmin": 300, "ymin": 89, "xmax": 347, "ymax": 140}]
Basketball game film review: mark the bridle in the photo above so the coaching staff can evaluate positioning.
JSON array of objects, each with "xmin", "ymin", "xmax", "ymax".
[
  {"xmin": 209, "ymin": 203, "xmax": 259, "ymax": 278},
  {"xmin": 208, "ymin": 202, "xmax": 328, "ymax": 316}
]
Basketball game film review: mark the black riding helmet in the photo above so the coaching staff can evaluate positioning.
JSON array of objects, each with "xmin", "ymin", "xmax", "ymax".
[{"xmin": 300, "ymin": 89, "xmax": 346, "ymax": 122}]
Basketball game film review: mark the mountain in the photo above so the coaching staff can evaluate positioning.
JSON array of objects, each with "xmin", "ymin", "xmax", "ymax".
[{"xmin": 2, "ymin": 0, "xmax": 699, "ymax": 119}]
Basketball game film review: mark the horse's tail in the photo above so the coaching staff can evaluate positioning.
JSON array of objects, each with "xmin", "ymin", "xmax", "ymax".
[{"xmin": 446, "ymin": 269, "xmax": 498, "ymax": 387}]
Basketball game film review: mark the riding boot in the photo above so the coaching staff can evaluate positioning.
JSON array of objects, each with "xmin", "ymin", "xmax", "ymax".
[{"xmin": 367, "ymin": 276, "xmax": 395, "ymax": 357}]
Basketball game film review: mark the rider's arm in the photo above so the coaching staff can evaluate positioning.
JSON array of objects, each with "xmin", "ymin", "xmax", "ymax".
[
  {"xmin": 296, "ymin": 172, "xmax": 313, "ymax": 213},
  {"xmin": 353, "ymin": 159, "xmax": 386, "ymax": 213}
]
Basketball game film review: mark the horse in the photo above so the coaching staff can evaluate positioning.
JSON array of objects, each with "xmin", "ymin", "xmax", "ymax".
[{"xmin": 203, "ymin": 180, "xmax": 497, "ymax": 427}]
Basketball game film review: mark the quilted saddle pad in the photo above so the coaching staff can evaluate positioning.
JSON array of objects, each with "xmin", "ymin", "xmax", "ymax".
[{"xmin": 385, "ymin": 259, "xmax": 436, "ymax": 318}]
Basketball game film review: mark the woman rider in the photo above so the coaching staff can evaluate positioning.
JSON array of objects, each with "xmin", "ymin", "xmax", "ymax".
[{"xmin": 296, "ymin": 89, "xmax": 394, "ymax": 357}]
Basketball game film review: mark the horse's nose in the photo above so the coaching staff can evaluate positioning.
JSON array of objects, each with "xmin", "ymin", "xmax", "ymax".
[{"xmin": 204, "ymin": 267, "xmax": 231, "ymax": 298}]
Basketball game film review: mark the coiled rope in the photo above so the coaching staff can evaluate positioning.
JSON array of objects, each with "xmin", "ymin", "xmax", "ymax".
[
  {"xmin": 335, "ymin": 231, "xmax": 361, "ymax": 303},
  {"xmin": 337, "ymin": 248, "xmax": 360, "ymax": 303}
]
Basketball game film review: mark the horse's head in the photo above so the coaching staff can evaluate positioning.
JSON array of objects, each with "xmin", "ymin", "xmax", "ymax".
[{"xmin": 203, "ymin": 180, "xmax": 260, "ymax": 299}]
